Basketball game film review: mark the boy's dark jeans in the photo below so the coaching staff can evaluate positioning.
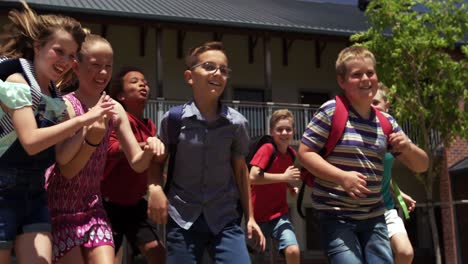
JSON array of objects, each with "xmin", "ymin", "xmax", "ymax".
[
  {"xmin": 318, "ymin": 212, "xmax": 393, "ymax": 264},
  {"xmin": 166, "ymin": 214, "xmax": 250, "ymax": 264}
]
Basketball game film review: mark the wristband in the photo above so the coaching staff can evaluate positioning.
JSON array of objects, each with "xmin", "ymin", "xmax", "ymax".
[{"xmin": 84, "ymin": 137, "xmax": 100, "ymax": 147}]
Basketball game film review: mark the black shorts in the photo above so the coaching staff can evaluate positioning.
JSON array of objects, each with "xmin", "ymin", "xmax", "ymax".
[{"xmin": 103, "ymin": 198, "xmax": 161, "ymax": 253}]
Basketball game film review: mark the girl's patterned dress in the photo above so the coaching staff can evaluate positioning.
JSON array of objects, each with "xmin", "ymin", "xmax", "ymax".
[{"xmin": 46, "ymin": 92, "xmax": 114, "ymax": 262}]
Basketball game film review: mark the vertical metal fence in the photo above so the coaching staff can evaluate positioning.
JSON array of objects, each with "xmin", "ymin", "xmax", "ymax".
[
  {"xmin": 144, "ymin": 98, "xmax": 435, "ymax": 147},
  {"xmin": 144, "ymin": 98, "xmax": 318, "ymax": 144}
]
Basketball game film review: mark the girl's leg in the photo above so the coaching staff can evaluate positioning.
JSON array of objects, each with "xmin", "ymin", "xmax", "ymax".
[
  {"xmin": 138, "ymin": 240, "xmax": 166, "ymax": 263},
  {"xmin": 15, "ymin": 231, "xmax": 52, "ymax": 264},
  {"xmin": 57, "ymin": 246, "xmax": 85, "ymax": 264},
  {"xmin": 82, "ymin": 245, "xmax": 115, "ymax": 264},
  {"xmin": 0, "ymin": 249, "xmax": 12, "ymax": 264},
  {"xmin": 391, "ymin": 233, "xmax": 414, "ymax": 264},
  {"xmin": 114, "ymin": 246, "xmax": 123, "ymax": 264}
]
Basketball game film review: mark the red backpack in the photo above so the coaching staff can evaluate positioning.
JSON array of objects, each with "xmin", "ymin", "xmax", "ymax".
[{"xmin": 297, "ymin": 95, "xmax": 392, "ymax": 218}]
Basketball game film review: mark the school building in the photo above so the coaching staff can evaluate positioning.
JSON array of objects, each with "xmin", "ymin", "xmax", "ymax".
[{"xmin": 1, "ymin": 0, "xmax": 466, "ymax": 263}]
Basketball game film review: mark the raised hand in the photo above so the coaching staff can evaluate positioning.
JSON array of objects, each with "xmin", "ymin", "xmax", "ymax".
[
  {"xmin": 282, "ymin": 166, "xmax": 301, "ymax": 183},
  {"xmin": 82, "ymin": 92, "xmax": 116, "ymax": 126},
  {"xmin": 84, "ymin": 115, "xmax": 108, "ymax": 146},
  {"xmin": 388, "ymin": 131, "xmax": 411, "ymax": 154},
  {"xmin": 400, "ymin": 190, "xmax": 416, "ymax": 212},
  {"xmin": 340, "ymin": 171, "xmax": 371, "ymax": 199},
  {"xmin": 143, "ymin": 136, "xmax": 166, "ymax": 157}
]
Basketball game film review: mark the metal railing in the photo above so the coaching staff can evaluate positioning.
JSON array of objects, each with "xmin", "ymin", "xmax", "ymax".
[
  {"xmin": 145, "ymin": 98, "xmax": 437, "ymax": 147},
  {"xmin": 144, "ymin": 98, "xmax": 318, "ymax": 145}
]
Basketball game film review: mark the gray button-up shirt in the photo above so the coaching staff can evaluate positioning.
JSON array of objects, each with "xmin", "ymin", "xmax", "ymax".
[{"xmin": 159, "ymin": 101, "xmax": 249, "ymax": 234}]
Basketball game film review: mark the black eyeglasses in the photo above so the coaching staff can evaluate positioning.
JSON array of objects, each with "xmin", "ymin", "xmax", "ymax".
[{"xmin": 190, "ymin": 61, "xmax": 232, "ymax": 78}]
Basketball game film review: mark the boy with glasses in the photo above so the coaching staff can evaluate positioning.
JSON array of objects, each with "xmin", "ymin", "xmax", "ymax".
[{"xmin": 148, "ymin": 41, "xmax": 265, "ymax": 263}]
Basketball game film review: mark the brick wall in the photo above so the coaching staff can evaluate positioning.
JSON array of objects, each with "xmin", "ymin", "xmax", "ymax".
[
  {"xmin": 447, "ymin": 138, "xmax": 468, "ymax": 167},
  {"xmin": 441, "ymin": 138, "xmax": 468, "ymax": 264}
]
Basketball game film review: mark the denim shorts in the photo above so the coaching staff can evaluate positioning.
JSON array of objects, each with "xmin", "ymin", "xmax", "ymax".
[
  {"xmin": 0, "ymin": 167, "xmax": 51, "ymax": 249},
  {"xmin": 258, "ymin": 214, "xmax": 298, "ymax": 253},
  {"xmin": 317, "ymin": 212, "xmax": 393, "ymax": 264}
]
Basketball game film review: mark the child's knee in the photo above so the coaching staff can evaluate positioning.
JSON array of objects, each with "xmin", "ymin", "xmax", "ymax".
[
  {"xmin": 284, "ymin": 244, "xmax": 300, "ymax": 257},
  {"xmin": 394, "ymin": 244, "xmax": 414, "ymax": 264},
  {"xmin": 396, "ymin": 246, "xmax": 414, "ymax": 261}
]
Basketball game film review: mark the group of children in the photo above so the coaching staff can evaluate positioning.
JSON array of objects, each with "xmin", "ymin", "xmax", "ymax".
[{"xmin": 0, "ymin": 3, "xmax": 429, "ymax": 264}]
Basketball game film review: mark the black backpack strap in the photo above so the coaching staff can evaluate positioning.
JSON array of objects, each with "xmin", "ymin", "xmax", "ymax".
[
  {"xmin": 164, "ymin": 104, "xmax": 184, "ymax": 194},
  {"xmin": 0, "ymin": 57, "xmax": 42, "ymax": 138},
  {"xmin": 263, "ymin": 143, "xmax": 277, "ymax": 172}
]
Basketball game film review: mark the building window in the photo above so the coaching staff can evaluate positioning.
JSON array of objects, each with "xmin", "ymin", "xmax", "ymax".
[
  {"xmin": 300, "ymin": 92, "xmax": 329, "ymax": 107},
  {"xmin": 233, "ymin": 88, "xmax": 267, "ymax": 137},
  {"xmin": 234, "ymin": 88, "xmax": 265, "ymax": 102}
]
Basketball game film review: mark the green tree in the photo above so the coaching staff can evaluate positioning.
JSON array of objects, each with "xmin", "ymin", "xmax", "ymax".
[{"xmin": 351, "ymin": 0, "xmax": 467, "ymax": 263}]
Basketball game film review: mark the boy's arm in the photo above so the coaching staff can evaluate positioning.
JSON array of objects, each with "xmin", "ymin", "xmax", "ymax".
[
  {"xmin": 389, "ymin": 132, "xmax": 429, "ymax": 173},
  {"xmin": 298, "ymin": 142, "xmax": 371, "ymax": 199},
  {"xmin": 147, "ymin": 157, "xmax": 169, "ymax": 224},
  {"xmin": 249, "ymin": 165, "xmax": 300, "ymax": 185},
  {"xmin": 232, "ymin": 156, "xmax": 266, "ymax": 251}
]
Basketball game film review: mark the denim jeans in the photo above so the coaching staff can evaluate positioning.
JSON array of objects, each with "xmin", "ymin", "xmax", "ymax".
[
  {"xmin": 0, "ymin": 166, "xmax": 51, "ymax": 249},
  {"xmin": 166, "ymin": 214, "xmax": 250, "ymax": 264},
  {"xmin": 318, "ymin": 212, "xmax": 393, "ymax": 264}
]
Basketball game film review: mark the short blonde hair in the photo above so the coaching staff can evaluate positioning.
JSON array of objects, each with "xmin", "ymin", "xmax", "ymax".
[
  {"xmin": 377, "ymin": 82, "xmax": 389, "ymax": 103},
  {"xmin": 270, "ymin": 109, "xmax": 294, "ymax": 129},
  {"xmin": 336, "ymin": 46, "xmax": 376, "ymax": 78}
]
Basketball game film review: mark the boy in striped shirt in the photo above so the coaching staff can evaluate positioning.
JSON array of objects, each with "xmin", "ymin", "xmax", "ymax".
[{"xmin": 298, "ymin": 46, "xmax": 428, "ymax": 264}]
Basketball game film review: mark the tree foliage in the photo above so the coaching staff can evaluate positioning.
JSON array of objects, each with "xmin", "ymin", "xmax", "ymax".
[
  {"xmin": 352, "ymin": 0, "xmax": 467, "ymax": 150},
  {"xmin": 351, "ymin": 1, "xmax": 467, "ymax": 262}
]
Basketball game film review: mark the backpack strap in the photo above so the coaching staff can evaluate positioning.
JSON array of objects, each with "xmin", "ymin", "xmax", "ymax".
[
  {"xmin": 164, "ymin": 104, "xmax": 184, "ymax": 194},
  {"xmin": 297, "ymin": 95, "xmax": 350, "ymax": 218},
  {"xmin": 263, "ymin": 144, "xmax": 296, "ymax": 172},
  {"xmin": 263, "ymin": 143, "xmax": 278, "ymax": 172},
  {"xmin": 0, "ymin": 57, "xmax": 42, "ymax": 138},
  {"xmin": 322, "ymin": 94, "xmax": 349, "ymax": 156},
  {"xmin": 286, "ymin": 146, "xmax": 296, "ymax": 162},
  {"xmin": 374, "ymin": 107, "xmax": 410, "ymax": 219},
  {"xmin": 374, "ymin": 107, "xmax": 392, "ymax": 137}
]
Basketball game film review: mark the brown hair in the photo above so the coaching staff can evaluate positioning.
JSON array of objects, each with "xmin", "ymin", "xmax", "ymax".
[
  {"xmin": 335, "ymin": 46, "xmax": 376, "ymax": 78},
  {"xmin": 109, "ymin": 66, "xmax": 145, "ymax": 104},
  {"xmin": 185, "ymin": 41, "xmax": 227, "ymax": 68},
  {"xmin": 0, "ymin": 1, "xmax": 86, "ymax": 61},
  {"xmin": 270, "ymin": 109, "xmax": 294, "ymax": 129}
]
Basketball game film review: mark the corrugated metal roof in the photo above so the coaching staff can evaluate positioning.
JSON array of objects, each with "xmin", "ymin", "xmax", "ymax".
[{"xmin": 0, "ymin": 0, "xmax": 369, "ymax": 37}]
